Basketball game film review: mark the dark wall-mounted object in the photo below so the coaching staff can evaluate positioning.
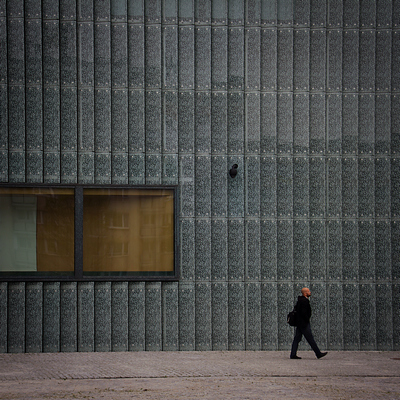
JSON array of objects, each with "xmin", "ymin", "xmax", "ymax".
[{"xmin": 229, "ymin": 164, "xmax": 238, "ymax": 178}]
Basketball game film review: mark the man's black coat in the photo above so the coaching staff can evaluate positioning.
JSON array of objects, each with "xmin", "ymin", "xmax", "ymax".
[{"xmin": 295, "ymin": 295, "xmax": 311, "ymax": 329}]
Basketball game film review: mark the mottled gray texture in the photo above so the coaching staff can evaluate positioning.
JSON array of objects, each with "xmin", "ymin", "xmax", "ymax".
[
  {"xmin": 178, "ymin": 282, "xmax": 195, "ymax": 350},
  {"xmin": 198, "ymin": 165, "xmax": 215, "ymax": 216},
  {"xmin": 111, "ymin": 282, "xmax": 129, "ymax": 352},
  {"xmin": 294, "ymin": 29, "xmax": 309, "ymax": 91},
  {"xmin": 94, "ymin": 282, "xmax": 112, "ymax": 352},
  {"xmin": 211, "ymin": 28, "xmax": 227, "ymax": 89},
  {"xmin": 25, "ymin": 282, "xmax": 43, "ymax": 353},
  {"xmin": 163, "ymin": 91, "xmax": 178, "ymax": 153},
  {"xmin": 212, "ymin": 282, "xmax": 228, "ymax": 350},
  {"xmin": 162, "ymin": 282, "xmax": 179, "ymax": 351},
  {"xmin": 78, "ymin": 282, "xmax": 94, "ymax": 352},
  {"xmin": 293, "ymin": 156, "xmax": 309, "ymax": 217},
  {"xmin": 245, "ymin": 94, "xmax": 260, "ymax": 153},
  {"xmin": 60, "ymin": 282, "xmax": 77, "ymax": 352},
  {"xmin": 128, "ymin": 282, "xmax": 145, "ymax": 351},
  {"xmin": 195, "ymin": 92, "xmax": 211, "ymax": 153},
  {"xmin": 195, "ymin": 282, "xmax": 212, "ymax": 350},
  {"xmin": 261, "ymin": 29, "xmax": 277, "ymax": 91},
  {"xmin": 195, "ymin": 218, "xmax": 211, "ymax": 280},
  {"xmin": 0, "ymin": 283, "xmax": 7, "ymax": 353},
  {"xmin": 43, "ymin": 282, "xmax": 60, "ymax": 353},
  {"xmin": 7, "ymin": 283, "xmax": 25, "ymax": 353},
  {"xmin": 145, "ymin": 282, "xmax": 162, "ymax": 351}
]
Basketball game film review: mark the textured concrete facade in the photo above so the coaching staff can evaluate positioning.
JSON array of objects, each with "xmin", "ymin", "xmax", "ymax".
[{"xmin": 1, "ymin": 0, "xmax": 400, "ymax": 352}]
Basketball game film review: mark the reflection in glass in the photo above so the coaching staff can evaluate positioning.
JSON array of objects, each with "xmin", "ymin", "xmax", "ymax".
[
  {"xmin": 0, "ymin": 188, "xmax": 74, "ymax": 272},
  {"xmin": 83, "ymin": 189, "xmax": 174, "ymax": 274}
]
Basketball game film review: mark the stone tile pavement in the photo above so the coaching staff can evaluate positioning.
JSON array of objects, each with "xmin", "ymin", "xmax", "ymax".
[{"xmin": 0, "ymin": 351, "xmax": 399, "ymax": 399}]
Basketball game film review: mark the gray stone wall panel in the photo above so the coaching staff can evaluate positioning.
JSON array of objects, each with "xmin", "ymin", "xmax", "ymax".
[
  {"xmin": 43, "ymin": 282, "xmax": 60, "ymax": 353},
  {"xmin": 8, "ymin": 282, "xmax": 25, "ymax": 353},
  {"xmin": 60, "ymin": 282, "xmax": 77, "ymax": 352},
  {"xmin": 111, "ymin": 282, "xmax": 129, "ymax": 352},
  {"xmin": 26, "ymin": 282, "xmax": 43, "ymax": 353},
  {"xmin": 95, "ymin": 282, "xmax": 112, "ymax": 352},
  {"xmin": 1, "ymin": 0, "xmax": 399, "ymax": 353},
  {"xmin": 128, "ymin": 282, "xmax": 145, "ymax": 351},
  {"xmin": 0, "ymin": 283, "xmax": 7, "ymax": 352},
  {"xmin": 162, "ymin": 282, "xmax": 179, "ymax": 351}
]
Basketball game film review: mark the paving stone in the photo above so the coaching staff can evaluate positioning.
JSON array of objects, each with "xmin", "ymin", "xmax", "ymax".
[{"xmin": 0, "ymin": 351, "xmax": 399, "ymax": 399}]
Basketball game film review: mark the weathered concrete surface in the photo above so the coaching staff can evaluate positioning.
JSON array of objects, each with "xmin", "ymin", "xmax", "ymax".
[{"xmin": 0, "ymin": 351, "xmax": 399, "ymax": 399}]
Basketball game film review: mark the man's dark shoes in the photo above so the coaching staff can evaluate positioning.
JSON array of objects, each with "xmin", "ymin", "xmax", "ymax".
[
  {"xmin": 290, "ymin": 355, "xmax": 302, "ymax": 359},
  {"xmin": 317, "ymin": 352, "xmax": 328, "ymax": 359}
]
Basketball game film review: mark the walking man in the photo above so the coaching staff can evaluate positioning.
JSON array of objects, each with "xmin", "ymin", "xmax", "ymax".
[{"xmin": 290, "ymin": 287, "xmax": 328, "ymax": 359}]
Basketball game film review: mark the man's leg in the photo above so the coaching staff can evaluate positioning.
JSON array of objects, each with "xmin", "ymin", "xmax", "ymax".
[
  {"xmin": 302, "ymin": 323, "xmax": 323, "ymax": 357},
  {"xmin": 290, "ymin": 327, "xmax": 303, "ymax": 358}
]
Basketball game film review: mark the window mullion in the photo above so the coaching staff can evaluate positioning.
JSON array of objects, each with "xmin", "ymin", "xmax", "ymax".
[{"xmin": 74, "ymin": 187, "xmax": 83, "ymax": 279}]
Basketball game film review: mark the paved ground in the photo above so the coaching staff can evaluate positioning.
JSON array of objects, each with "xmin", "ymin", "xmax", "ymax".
[{"xmin": 0, "ymin": 351, "xmax": 399, "ymax": 399}]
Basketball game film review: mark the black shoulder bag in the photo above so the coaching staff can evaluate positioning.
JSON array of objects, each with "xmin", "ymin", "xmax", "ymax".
[{"xmin": 287, "ymin": 304, "xmax": 298, "ymax": 327}]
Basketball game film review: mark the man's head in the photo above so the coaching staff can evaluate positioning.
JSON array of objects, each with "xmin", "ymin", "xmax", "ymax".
[{"xmin": 301, "ymin": 287, "xmax": 311, "ymax": 298}]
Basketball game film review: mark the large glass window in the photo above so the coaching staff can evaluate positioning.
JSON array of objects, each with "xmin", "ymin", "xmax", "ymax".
[
  {"xmin": 0, "ymin": 186, "xmax": 178, "ymax": 280},
  {"xmin": 82, "ymin": 189, "xmax": 174, "ymax": 276},
  {"xmin": 0, "ymin": 188, "xmax": 75, "ymax": 274}
]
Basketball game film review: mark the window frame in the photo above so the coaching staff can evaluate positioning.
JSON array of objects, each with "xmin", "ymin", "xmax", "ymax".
[{"xmin": 0, "ymin": 184, "xmax": 180, "ymax": 282}]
